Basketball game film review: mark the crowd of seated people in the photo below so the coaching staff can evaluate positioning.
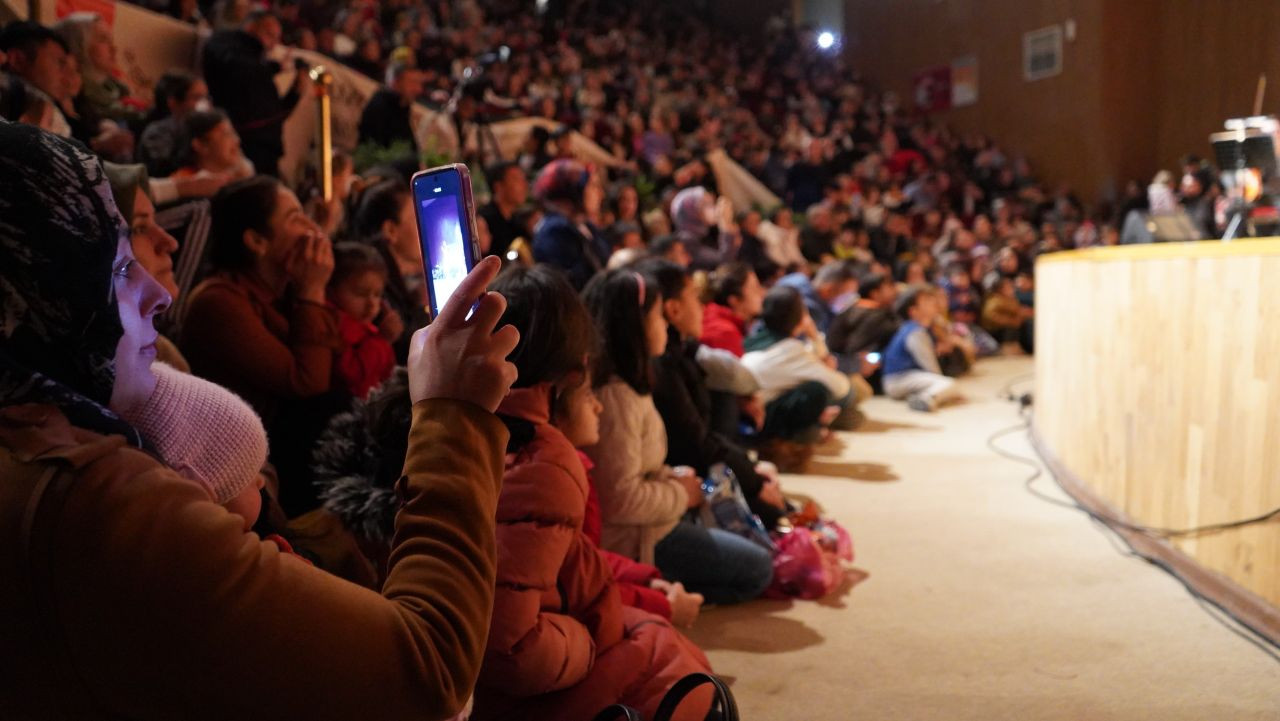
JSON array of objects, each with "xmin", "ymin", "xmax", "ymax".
[{"xmin": 1, "ymin": 0, "xmax": 1238, "ymax": 717}]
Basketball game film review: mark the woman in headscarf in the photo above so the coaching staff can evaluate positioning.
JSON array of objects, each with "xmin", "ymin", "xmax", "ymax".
[
  {"xmin": 669, "ymin": 185, "xmax": 740, "ymax": 271},
  {"xmin": 0, "ymin": 121, "xmax": 517, "ymax": 720}
]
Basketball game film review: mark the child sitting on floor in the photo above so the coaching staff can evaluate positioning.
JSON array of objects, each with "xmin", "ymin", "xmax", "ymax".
[
  {"xmin": 328, "ymin": 242, "xmax": 400, "ymax": 399},
  {"xmin": 882, "ymin": 286, "xmax": 962, "ymax": 412},
  {"xmin": 552, "ymin": 366, "xmax": 706, "ymax": 628}
]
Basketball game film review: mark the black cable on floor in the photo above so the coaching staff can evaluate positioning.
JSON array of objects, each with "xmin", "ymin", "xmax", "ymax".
[{"xmin": 985, "ymin": 410, "xmax": 1280, "ymax": 663}]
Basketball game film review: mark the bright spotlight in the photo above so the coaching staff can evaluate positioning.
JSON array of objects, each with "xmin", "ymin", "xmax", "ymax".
[{"xmin": 817, "ymin": 30, "xmax": 837, "ymax": 51}]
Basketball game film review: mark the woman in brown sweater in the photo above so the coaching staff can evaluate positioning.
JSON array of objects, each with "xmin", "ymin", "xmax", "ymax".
[
  {"xmin": 0, "ymin": 123, "xmax": 519, "ymax": 721},
  {"xmin": 181, "ymin": 175, "xmax": 345, "ymax": 514}
]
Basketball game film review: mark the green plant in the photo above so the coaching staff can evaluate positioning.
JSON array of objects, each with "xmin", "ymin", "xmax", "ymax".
[{"xmin": 351, "ymin": 140, "xmax": 417, "ymax": 174}]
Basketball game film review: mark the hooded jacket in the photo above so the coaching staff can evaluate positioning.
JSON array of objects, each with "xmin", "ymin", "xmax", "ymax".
[{"xmin": 473, "ymin": 385, "xmax": 711, "ymax": 721}]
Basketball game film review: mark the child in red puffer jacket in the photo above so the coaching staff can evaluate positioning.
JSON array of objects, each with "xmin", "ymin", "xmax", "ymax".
[
  {"xmin": 552, "ymin": 368, "xmax": 705, "ymax": 628},
  {"xmin": 328, "ymin": 242, "xmax": 399, "ymax": 399}
]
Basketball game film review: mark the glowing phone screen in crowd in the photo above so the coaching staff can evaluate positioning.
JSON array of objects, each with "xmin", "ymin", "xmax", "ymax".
[{"xmin": 411, "ymin": 165, "xmax": 478, "ymax": 318}]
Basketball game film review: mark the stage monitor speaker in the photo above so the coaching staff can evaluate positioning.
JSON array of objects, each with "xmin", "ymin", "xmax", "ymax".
[{"xmin": 1120, "ymin": 209, "xmax": 1204, "ymax": 245}]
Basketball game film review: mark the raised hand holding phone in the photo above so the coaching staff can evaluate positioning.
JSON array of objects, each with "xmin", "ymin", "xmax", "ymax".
[
  {"xmin": 411, "ymin": 163, "xmax": 482, "ymax": 319},
  {"xmin": 408, "ymin": 256, "xmax": 519, "ymax": 414}
]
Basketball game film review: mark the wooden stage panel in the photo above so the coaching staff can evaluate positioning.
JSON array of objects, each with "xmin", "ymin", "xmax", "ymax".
[{"xmin": 1035, "ymin": 240, "xmax": 1280, "ymax": 609}]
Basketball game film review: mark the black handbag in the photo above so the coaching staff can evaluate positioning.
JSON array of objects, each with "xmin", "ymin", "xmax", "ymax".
[{"xmin": 653, "ymin": 673, "xmax": 740, "ymax": 721}]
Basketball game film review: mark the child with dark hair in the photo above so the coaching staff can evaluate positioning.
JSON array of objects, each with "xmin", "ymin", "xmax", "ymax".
[
  {"xmin": 649, "ymin": 233, "xmax": 693, "ymax": 267},
  {"xmin": 348, "ymin": 178, "xmax": 427, "ymax": 360},
  {"xmin": 982, "ymin": 274, "xmax": 1034, "ymax": 353},
  {"xmin": 474, "ymin": 264, "xmax": 712, "ymax": 721},
  {"xmin": 637, "ymin": 258, "xmax": 789, "ymax": 530},
  {"xmin": 882, "ymin": 286, "xmax": 961, "ymax": 412},
  {"xmin": 942, "ymin": 261, "xmax": 980, "ymax": 325},
  {"xmin": 700, "ymin": 262, "xmax": 765, "ymax": 358},
  {"xmin": 551, "ymin": 366, "xmax": 706, "ymax": 628},
  {"xmin": 328, "ymin": 242, "xmax": 398, "ymax": 399},
  {"xmin": 584, "ymin": 268, "xmax": 773, "ymax": 606},
  {"xmin": 743, "ymin": 285, "xmax": 854, "ymax": 468},
  {"xmin": 173, "ymin": 107, "xmax": 254, "ymax": 180}
]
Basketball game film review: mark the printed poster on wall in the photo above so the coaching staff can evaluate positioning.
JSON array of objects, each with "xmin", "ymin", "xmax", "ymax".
[
  {"xmin": 912, "ymin": 65, "xmax": 952, "ymax": 113},
  {"xmin": 951, "ymin": 55, "xmax": 978, "ymax": 107}
]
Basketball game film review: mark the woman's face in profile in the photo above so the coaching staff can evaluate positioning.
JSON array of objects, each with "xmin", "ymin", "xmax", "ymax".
[{"xmin": 108, "ymin": 232, "xmax": 171, "ymax": 414}]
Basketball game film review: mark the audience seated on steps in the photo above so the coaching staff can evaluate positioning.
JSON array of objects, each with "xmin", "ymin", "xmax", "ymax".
[
  {"xmin": 741, "ymin": 284, "xmax": 858, "ymax": 470},
  {"xmin": 639, "ymin": 258, "xmax": 790, "ymax": 531},
  {"xmin": 0, "ymin": 124, "xmax": 518, "ymax": 719},
  {"xmin": 700, "ymin": 261, "xmax": 766, "ymax": 359},
  {"xmin": 775, "ymin": 259, "xmax": 861, "ymax": 335},
  {"xmin": 584, "ymin": 268, "xmax": 775, "ymax": 605},
  {"xmin": 882, "ymin": 285, "xmax": 963, "ymax": 412},
  {"xmin": 326, "ymin": 242, "xmax": 398, "ymax": 399},
  {"xmin": 170, "ymin": 107, "xmax": 255, "ymax": 184},
  {"xmin": 180, "ymin": 175, "xmax": 346, "ymax": 516},
  {"xmin": 138, "ymin": 70, "xmax": 208, "ymax": 177},
  {"xmin": 825, "ymin": 271, "xmax": 900, "ymax": 384},
  {"xmin": 347, "ymin": 177, "xmax": 430, "ymax": 362},
  {"xmin": 472, "ymin": 264, "xmax": 714, "ymax": 721}
]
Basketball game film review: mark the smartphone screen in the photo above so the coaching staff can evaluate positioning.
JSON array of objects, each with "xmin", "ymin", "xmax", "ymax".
[{"xmin": 411, "ymin": 164, "xmax": 479, "ymax": 318}]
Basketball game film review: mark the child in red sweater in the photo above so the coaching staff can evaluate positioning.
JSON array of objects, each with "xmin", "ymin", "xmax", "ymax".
[
  {"xmin": 328, "ymin": 243, "xmax": 400, "ymax": 399},
  {"xmin": 553, "ymin": 368, "xmax": 705, "ymax": 627}
]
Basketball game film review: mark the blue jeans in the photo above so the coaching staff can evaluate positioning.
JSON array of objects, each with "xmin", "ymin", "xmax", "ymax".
[{"xmin": 653, "ymin": 520, "xmax": 774, "ymax": 605}]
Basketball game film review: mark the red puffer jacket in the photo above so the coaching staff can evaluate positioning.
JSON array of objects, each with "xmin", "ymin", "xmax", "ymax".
[{"xmin": 473, "ymin": 385, "xmax": 713, "ymax": 721}]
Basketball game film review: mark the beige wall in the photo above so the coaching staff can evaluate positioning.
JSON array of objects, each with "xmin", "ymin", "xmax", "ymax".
[{"xmin": 844, "ymin": 0, "xmax": 1280, "ymax": 204}]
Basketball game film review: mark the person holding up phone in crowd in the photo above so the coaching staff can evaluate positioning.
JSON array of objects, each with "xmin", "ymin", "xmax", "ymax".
[{"xmin": 0, "ymin": 121, "xmax": 520, "ymax": 720}]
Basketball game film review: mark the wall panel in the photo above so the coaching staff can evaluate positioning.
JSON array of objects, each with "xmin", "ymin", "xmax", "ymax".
[
  {"xmin": 843, "ymin": 0, "xmax": 1280, "ymax": 204},
  {"xmin": 1034, "ymin": 241, "xmax": 1280, "ymax": 608}
]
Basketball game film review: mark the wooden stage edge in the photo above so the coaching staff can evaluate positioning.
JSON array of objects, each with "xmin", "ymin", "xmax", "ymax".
[{"xmin": 1028, "ymin": 423, "xmax": 1280, "ymax": 648}]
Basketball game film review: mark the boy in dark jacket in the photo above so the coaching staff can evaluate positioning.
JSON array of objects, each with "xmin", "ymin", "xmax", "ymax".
[{"xmin": 638, "ymin": 259, "xmax": 788, "ymax": 530}]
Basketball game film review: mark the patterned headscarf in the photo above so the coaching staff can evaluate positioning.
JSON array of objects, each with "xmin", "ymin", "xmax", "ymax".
[
  {"xmin": 671, "ymin": 186, "xmax": 712, "ymax": 239},
  {"xmin": 0, "ymin": 120, "xmax": 146, "ymax": 446}
]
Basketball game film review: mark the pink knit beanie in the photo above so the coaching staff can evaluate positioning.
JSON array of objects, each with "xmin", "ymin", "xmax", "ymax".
[{"xmin": 121, "ymin": 362, "xmax": 269, "ymax": 504}]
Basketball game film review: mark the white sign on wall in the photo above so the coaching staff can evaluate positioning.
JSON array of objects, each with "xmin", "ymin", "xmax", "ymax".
[{"xmin": 1023, "ymin": 24, "xmax": 1063, "ymax": 81}]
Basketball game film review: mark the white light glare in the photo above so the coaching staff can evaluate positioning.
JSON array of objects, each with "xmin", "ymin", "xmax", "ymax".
[{"xmin": 817, "ymin": 31, "xmax": 836, "ymax": 50}]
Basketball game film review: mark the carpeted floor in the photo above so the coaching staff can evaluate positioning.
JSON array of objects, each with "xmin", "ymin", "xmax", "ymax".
[{"xmin": 685, "ymin": 356, "xmax": 1280, "ymax": 720}]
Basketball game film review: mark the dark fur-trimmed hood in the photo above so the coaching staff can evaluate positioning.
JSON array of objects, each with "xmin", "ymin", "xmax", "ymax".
[{"xmin": 311, "ymin": 368, "xmax": 411, "ymax": 546}]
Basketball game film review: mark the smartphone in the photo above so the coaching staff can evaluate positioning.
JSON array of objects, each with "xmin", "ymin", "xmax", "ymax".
[
  {"xmin": 410, "ymin": 164, "xmax": 481, "ymax": 318},
  {"xmin": 866, "ymin": 352, "xmax": 882, "ymax": 364}
]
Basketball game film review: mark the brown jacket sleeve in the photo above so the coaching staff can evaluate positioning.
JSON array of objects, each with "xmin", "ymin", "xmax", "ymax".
[
  {"xmin": 52, "ymin": 399, "xmax": 506, "ymax": 721},
  {"xmin": 182, "ymin": 281, "xmax": 340, "ymax": 399}
]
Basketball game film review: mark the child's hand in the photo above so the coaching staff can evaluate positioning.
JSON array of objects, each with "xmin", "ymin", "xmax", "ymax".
[
  {"xmin": 669, "ymin": 466, "xmax": 704, "ymax": 508},
  {"xmin": 758, "ymin": 476, "xmax": 786, "ymax": 509},
  {"xmin": 664, "ymin": 581, "xmax": 705, "ymax": 627}
]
